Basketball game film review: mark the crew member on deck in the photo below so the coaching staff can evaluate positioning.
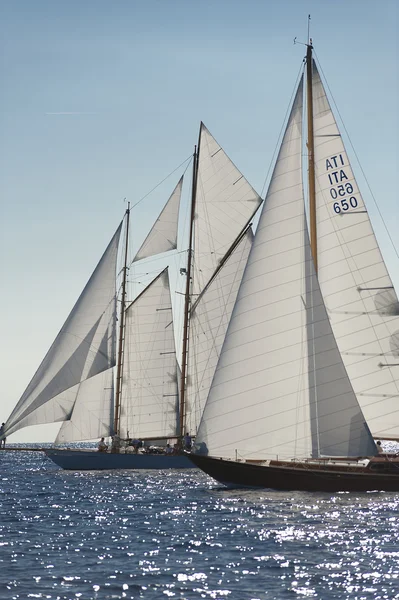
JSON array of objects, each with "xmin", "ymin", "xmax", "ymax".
[
  {"xmin": 184, "ymin": 432, "xmax": 192, "ymax": 451},
  {"xmin": 98, "ymin": 437, "xmax": 108, "ymax": 452},
  {"xmin": 376, "ymin": 440, "xmax": 384, "ymax": 454},
  {"xmin": 0, "ymin": 423, "xmax": 6, "ymax": 448}
]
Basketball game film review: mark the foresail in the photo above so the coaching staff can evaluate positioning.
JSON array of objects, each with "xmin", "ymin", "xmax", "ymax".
[
  {"xmin": 312, "ymin": 61, "xmax": 399, "ymax": 439},
  {"xmin": 11, "ymin": 368, "xmax": 115, "ymax": 443},
  {"xmin": 55, "ymin": 369, "xmax": 114, "ymax": 443},
  {"xmin": 133, "ymin": 176, "xmax": 183, "ymax": 262},
  {"xmin": 185, "ymin": 228, "xmax": 253, "ymax": 435},
  {"xmin": 193, "ymin": 123, "xmax": 262, "ymax": 295},
  {"xmin": 4, "ymin": 224, "xmax": 121, "ymax": 438},
  {"xmin": 195, "ymin": 77, "xmax": 376, "ymax": 461},
  {"xmin": 120, "ymin": 268, "xmax": 179, "ymax": 439}
]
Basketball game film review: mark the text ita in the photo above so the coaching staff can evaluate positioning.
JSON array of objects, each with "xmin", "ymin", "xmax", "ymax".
[{"xmin": 325, "ymin": 154, "xmax": 359, "ymax": 214}]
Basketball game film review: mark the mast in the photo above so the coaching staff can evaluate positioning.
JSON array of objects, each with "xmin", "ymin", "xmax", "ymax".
[
  {"xmin": 306, "ymin": 41, "xmax": 317, "ymax": 274},
  {"xmin": 179, "ymin": 132, "xmax": 200, "ymax": 438},
  {"xmin": 114, "ymin": 203, "xmax": 130, "ymax": 435}
]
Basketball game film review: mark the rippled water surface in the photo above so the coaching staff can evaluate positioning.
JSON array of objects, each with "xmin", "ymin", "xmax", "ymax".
[{"xmin": 1, "ymin": 448, "xmax": 399, "ymax": 599}]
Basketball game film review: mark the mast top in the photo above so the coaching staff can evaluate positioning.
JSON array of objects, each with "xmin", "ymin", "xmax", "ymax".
[{"xmin": 293, "ymin": 14, "xmax": 313, "ymax": 50}]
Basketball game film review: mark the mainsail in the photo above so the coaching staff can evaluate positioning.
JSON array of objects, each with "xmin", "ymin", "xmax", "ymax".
[
  {"xmin": 119, "ymin": 268, "xmax": 179, "ymax": 439},
  {"xmin": 312, "ymin": 61, "xmax": 399, "ymax": 439},
  {"xmin": 4, "ymin": 224, "xmax": 122, "ymax": 439},
  {"xmin": 195, "ymin": 77, "xmax": 376, "ymax": 461}
]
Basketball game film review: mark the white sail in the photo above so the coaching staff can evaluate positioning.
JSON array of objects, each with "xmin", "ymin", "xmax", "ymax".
[
  {"xmin": 312, "ymin": 61, "xmax": 399, "ymax": 439},
  {"xmin": 195, "ymin": 77, "xmax": 376, "ymax": 461},
  {"xmin": 193, "ymin": 123, "xmax": 262, "ymax": 295},
  {"xmin": 119, "ymin": 268, "xmax": 179, "ymax": 439},
  {"xmin": 4, "ymin": 224, "xmax": 122, "ymax": 438},
  {"xmin": 4, "ymin": 368, "xmax": 114, "ymax": 442},
  {"xmin": 55, "ymin": 369, "xmax": 114, "ymax": 443},
  {"xmin": 133, "ymin": 177, "xmax": 183, "ymax": 262},
  {"xmin": 185, "ymin": 228, "xmax": 253, "ymax": 435}
]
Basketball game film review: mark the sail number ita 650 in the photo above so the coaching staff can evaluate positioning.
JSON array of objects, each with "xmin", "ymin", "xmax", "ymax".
[{"xmin": 326, "ymin": 154, "xmax": 359, "ymax": 214}]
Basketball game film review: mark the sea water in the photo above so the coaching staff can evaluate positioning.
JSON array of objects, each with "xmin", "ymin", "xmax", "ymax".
[{"xmin": 1, "ymin": 447, "xmax": 399, "ymax": 599}]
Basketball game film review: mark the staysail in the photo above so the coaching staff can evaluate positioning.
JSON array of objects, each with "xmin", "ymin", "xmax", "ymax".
[
  {"xmin": 312, "ymin": 61, "xmax": 399, "ymax": 439},
  {"xmin": 119, "ymin": 268, "xmax": 179, "ymax": 439},
  {"xmin": 132, "ymin": 176, "xmax": 183, "ymax": 262},
  {"xmin": 193, "ymin": 123, "xmax": 262, "ymax": 296},
  {"xmin": 185, "ymin": 228, "xmax": 253, "ymax": 434},
  {"xmin": 55, "ymin": 369, "xmax": 114, "ymax": 443},
  {"xmin": 4, "ymin": 224, "xmax": 122, "ymax": 438},
  {"xmin": 195, "ymin": 77, "xmax": 376, "ymax": 461}
]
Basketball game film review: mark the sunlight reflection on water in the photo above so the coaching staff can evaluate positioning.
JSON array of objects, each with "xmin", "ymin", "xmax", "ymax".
[{"xmin": 0, "ymin": 449, "xmax": 399, "ymax": 599}]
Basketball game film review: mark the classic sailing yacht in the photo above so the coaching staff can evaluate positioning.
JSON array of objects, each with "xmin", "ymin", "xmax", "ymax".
[
  {"xmin": 2, "ymin": 124, "xmax": 261, "ymax": 470},
  {"xmin": 3, "ymin": 180, "xmax": 195, "ymax": 469},
  {"xmin": 189, "ymin": 44, "xmax": 399, "ymax": 492}
]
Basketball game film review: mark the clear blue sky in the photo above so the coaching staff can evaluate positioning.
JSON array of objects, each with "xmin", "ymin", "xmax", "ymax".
[{"xmin": 1, "ymin": 0, "xmax": 398, "ymax": 441}]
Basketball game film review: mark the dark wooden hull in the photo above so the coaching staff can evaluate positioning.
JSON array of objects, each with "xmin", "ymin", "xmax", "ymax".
[{"xmin": 189, "ymin": 454, "xmax": 399, "ymax": 492}]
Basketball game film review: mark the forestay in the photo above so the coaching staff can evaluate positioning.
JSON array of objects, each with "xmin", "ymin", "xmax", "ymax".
[
  {"xmin": 133, "ymin": 177, "xmax": 183, "ymax": 262},
  {"xmin": 4, "ymin": 224, "xmax": 122, "ymax": 438},
  {"xmin": 120, "ymin": 268, "xmax": 179, "ymax": 439},
  {"xmin": 195, "ymin": 77, "xmax": 376, "ymax": 461},
  {"xmin": 185, "ymin": 228, "xmax": 253, "ymax": 435},
  {"xmin": 193, "ymin": 123, "xmax": 262, "ymax": 296},
  {"xmin": 312, "ymin": 61, "xmax": 399, "ymax": 439}
]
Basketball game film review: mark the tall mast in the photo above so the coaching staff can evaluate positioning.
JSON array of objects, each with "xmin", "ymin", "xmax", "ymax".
[
  {"xmin": 179, "ymin": 130, "xmax": 200, "ymax": 438},
  {"xmin": 306, "ymin": 41, "xmax": 317, "ymax": 274},
  {"xmin": 114, "ymin": 203, "xmax": 130, "ymax": 435}
]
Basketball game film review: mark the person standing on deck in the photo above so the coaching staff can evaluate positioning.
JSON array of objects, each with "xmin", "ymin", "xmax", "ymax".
[
  {"xmin": 0, "ymin": 423, "xmax": 6, "ymax": 448},
  {"xmin": 184, "ymin": 432, "xmax": 192, "ymax": 451}
]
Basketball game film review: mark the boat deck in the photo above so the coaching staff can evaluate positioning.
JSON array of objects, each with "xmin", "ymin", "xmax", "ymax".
[{"xmin": 0, "ymin": 447, "xmax": 47, "ymax": 452}]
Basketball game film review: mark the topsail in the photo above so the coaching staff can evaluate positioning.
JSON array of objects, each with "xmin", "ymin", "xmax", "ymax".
[
  {"xmin": 133, "ymin": 177, "xmax": 183, "ymax": 262},
  {"xmin": 193, "ymin": 124, "xmax": 262, "ymax": 296}
]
